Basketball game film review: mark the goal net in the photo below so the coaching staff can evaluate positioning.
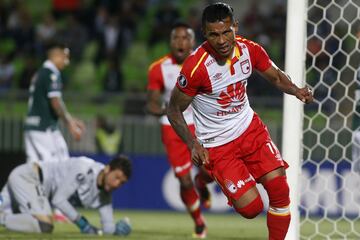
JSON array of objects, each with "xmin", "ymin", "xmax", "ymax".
[{"xmin": 287, "ymin": 0, "xmax": 360, "ymax": 239}]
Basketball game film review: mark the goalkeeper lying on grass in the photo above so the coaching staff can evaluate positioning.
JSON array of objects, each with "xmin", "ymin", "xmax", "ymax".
[{"xmin": 0, "ymin": 155, "xmax": 132, "ymax": 236}]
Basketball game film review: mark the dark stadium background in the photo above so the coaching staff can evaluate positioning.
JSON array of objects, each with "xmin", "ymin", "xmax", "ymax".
[{"xmin": 0, "ymin": 0, "xmax": 287, "ymax": 210}]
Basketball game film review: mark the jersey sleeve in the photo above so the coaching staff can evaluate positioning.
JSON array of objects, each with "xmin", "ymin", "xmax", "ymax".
[
  {"xmin": 176, "ymin": 54, "xmax": 206, "ymax": 97},
  {"xmin": 98, "ymin": 203, "xmax": 115, "ymax": 234},
  {"xmin": 147, "ymin": 62, "xmax": 164, "ymax": 91},
  {"xmin": 248, "ymin": 41, "xmax": 272, "ymax": 72},
  {"xmin": 50, "ymin": 159, "xmax": 90, "ymax": 221},
  {"xmin": 51, "ymin": 181, "xmax": 80, "ymax": 221},
  {"xmin": 45, "ymin": 71, "xmax": 62, "ymax": 98}
]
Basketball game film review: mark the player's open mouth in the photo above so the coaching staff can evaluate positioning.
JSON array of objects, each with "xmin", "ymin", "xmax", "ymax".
[{"xmin": 176, "ymin": 48, "xmax": 184, "ymax": 54}]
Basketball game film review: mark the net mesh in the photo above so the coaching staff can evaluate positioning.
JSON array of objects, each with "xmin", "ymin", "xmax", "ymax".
[{"xmin": 301, "ymin": 0, "xmax": 360, "ymax": 239}]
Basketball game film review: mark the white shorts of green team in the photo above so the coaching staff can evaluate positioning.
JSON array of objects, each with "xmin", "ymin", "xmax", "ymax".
[
  {"xmin": 24, "ymin": 129, "xmax": 69, "ymax": 162},
  {"xmin": 1, "ymin": 163, "xmax": 52, "ymax": 216}
]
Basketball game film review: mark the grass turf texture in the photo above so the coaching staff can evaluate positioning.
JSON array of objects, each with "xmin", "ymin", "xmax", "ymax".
[{"xmin": 0, "ymin": 209, "xmax": 268, "ymax": 240}]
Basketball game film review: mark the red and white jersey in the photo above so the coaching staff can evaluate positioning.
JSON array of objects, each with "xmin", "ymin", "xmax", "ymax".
[
  {"xmin": 177, "ymin": 36, "xmax": 272, "ymax": 147},
  {"xmin": 148, "ymin": 54, "xmax": 194, "ymax": 125}
]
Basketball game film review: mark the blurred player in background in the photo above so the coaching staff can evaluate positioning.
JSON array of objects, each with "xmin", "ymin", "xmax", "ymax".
[
  {"xmin": 24, "ymin": 42, "xmax": 85, "ymax": 222},
  {"xmin": 167, "ymin": 3, "xmax": 313, "ymax": 239},
  {"xmin": 24, "ymin": 42, "xmax": 85, "ymax": 163},
  {"xmin": 0, "ymin": 155, "xmax": 132, "ymax": 236},
  {"xmin": 147, "ymin": 22, "xmax": 213, "ymax": 238}
]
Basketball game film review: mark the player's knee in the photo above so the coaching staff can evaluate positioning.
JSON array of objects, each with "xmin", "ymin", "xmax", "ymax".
[
  {"xmin": 263, "ymin": 175, "xmax": 290, "ymax": 207},
  {"xmin": 235, "ymin": 195, "xmax": 263, "ymax": 219},
  {"xmin": 38, "ymin": 221, "xmax": 54, "ymax": 233}
]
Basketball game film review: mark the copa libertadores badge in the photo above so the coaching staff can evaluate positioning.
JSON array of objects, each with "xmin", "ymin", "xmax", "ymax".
[{"xmin": 177, "ymin": 74, "xmax": 187, "ymax": 88}]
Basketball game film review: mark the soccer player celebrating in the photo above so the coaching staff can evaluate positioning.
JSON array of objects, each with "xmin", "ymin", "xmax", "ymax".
[
  {"xmin": 0, "ymin": 155, "xmax": 132, "ymax": 236},
  {"xmin": 147, "ymin": 22, "xmax": 213, "ymax": 238},
  {"xmin": 167, "ymin": 3, "xmax": 313, "ymax": 240}
]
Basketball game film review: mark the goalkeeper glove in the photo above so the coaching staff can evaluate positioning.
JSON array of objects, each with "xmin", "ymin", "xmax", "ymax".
[
  {"xmin": 74, "ymin": 215, "xmax": 102, "ymax": 235},
  {"xmin": 114, "ymin": 217, "xmax": 132, "ymax": 236}
]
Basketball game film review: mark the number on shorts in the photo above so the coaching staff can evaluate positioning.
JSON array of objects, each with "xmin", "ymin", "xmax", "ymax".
[{"xmin": 266, "ymin": 141, "xmax": 278, "ymax": 155}]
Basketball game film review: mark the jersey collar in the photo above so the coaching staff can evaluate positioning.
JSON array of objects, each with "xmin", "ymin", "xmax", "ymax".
[{"xmin": 43, "ymin": 60, "xmax": 60, "ymax": 75}]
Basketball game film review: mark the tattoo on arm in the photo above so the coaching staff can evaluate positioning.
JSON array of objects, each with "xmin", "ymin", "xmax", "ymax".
[
  {"xmin": 50, "ymin": 97, "xmax": 71, "ymax": 124},
  {"xmin": 167, "ymin": 88, "xmax": 195, "ymax": 149}
]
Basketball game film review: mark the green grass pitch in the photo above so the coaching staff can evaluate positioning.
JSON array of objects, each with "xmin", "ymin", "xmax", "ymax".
[{"xmin": 0, "ymin": 209, "xmax": 268, "ymax": 239}]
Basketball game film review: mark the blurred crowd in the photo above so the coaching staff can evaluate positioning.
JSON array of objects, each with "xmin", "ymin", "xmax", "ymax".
[{"xmin": 0, "ymin": 0, "xmax": 288, "ymax": 96}]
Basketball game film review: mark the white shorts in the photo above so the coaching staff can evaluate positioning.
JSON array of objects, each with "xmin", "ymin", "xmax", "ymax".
[
  {"xmin": 25, "ymin": 129, "xmax": 69, "ymax": 162},
  {"xmin": 6, "ymin": 163, "xmax": 52, "ymax": 216}
]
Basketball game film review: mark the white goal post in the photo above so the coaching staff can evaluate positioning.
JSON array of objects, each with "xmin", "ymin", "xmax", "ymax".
[
  {"xmin": 284, "ymin": 0, "xmax": 360, "ymax": 239},
  {"xmin": 283, "ymin": 0, "xmax": 307, "ymax": 239}
]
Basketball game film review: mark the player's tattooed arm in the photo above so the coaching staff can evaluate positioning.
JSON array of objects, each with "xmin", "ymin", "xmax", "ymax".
[
  {"xmin": 261, "ymin": 63, "xmax": 314, "ymax": 104},
  {"xmin": 50, "ymin": 97, "xmax": 85, "ymax": 140},
  {"xmin": 167, "ymin": 87, "xmax": 209, "ymax": 166},
  {"xmin": 167, "ymin": 87, "xmax": 195, "ymax": 149},
  {"xmin": 146, "ymin": 90, "xmax": 166, "ymax": 116},
  {"xmin": 50, "ymin": 97, "xmax": 72, "ymax": 124}
]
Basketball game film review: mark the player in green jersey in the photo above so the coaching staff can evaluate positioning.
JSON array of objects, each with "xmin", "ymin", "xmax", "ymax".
[
  {"xmin": 24, "ymin": 42, "xmax": 85, "ymax": 163},
  {"xmin": 24, "ymin": 43, "xmax": 86, "ymax": 222}
]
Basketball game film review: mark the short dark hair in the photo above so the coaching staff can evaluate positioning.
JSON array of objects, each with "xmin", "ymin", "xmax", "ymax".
[
  {"xmin": 170, "ymin": 21, "xmax": 195, "ymax": 39},
  {"xmin": 109, "ymin": 155, "xmax": 132, "ymax": 179},
  {"xmin": 46, "ymin": 41, "xmax": 68, "ymax": 53},
  {"xmin": 171, "ymin": 21, "xmax": 192, "ymax": 31},
  {"xmin": 201, "ymin": 2, "xmax": 234, "ymax": 27}
]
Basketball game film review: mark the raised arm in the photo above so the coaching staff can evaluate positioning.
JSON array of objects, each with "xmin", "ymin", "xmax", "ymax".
[
  {"xmin": 260, "ymin": 63, "xmax": 313, "ymax": 104},
  {"xmin": 167, "ymin": 87, "xmax": 209, "ymax": 166},
  {"xmin": 50, "ymin": 97, "xmax": 85, "ymax": 140}
]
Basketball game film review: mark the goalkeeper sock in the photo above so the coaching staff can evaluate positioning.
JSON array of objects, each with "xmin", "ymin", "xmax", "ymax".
[
  {"xmin": 180, "ymin": 187, "xmax": 204, "ymax": 226},
  {"xmin": 2, "ymin": 213, "xmax": 41, "ymax": 232},
  {"xmin": 263, "ymin": 176, "xmax": 291, "ymax": 240}
]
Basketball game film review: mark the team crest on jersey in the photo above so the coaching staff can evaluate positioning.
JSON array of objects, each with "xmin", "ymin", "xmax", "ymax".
[
  {"xmin": 177, "ymin": 74, "xmax": 187, "ymax": 88},
  {"xmin": 224, "ymin": 179, "xmax": 237, "ymax": 194},
  {"xmin": 50, "ymin": 73, "xmax": 57, "ymax": 82},
  {"xmin": 240, "ymin": 59, "xmax": 250, "ymax": 74}
]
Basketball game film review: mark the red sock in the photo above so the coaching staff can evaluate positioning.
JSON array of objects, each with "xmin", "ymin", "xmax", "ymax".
[
  {"xmin": 263, "ymin": 176, "xmax": 291, "ymax": 240},
  {"xmin": 267, "ymin": 210, "xmax": 291, "ymax": 240},
  {"xmin": 180, "ymin": 187, "xmax": 204, "ymax": 226}
]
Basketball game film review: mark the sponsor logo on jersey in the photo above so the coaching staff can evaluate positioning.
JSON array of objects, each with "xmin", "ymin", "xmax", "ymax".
[
  {"xmin": 216, "ymin": 81, "xmax": 246, "ymax": 109},
  {"xmin": 240, "ymin": 59, "xmax": 250, "ymax": 74},
  {"xmin": 177, "ymin": 74, "xmax": 187, "ymax": 88},
  {"xmin": 206, "ymin": 58, "xmax": 216, "ymax": 67},
  {"xmin": 213, "ymin": 73, "xmax": 222, "ymax": 81},
  {"xmin": 236, "ymin": 176, "xmax": 254, "ymax": 189},
  {"xmin": 237, "ymin": 180, "xmax": 245, "ymax": 188},
  {"xmin": 224, "ymin": 179, "xmax": 237, "ymax": 194}
]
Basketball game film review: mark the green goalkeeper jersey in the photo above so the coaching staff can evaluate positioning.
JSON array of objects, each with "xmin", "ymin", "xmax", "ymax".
[{"xmin": 24, "ymin": 60, "xmax": 63, "ymax": 131}]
